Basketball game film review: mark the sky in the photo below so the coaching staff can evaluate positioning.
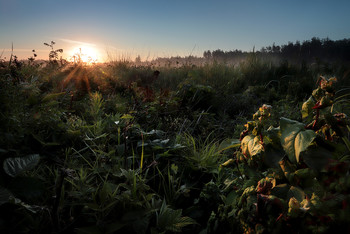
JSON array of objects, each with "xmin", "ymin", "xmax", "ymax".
[{"xmin": 1, "ymin": 0, "xmax": 350, "ymax": 62}]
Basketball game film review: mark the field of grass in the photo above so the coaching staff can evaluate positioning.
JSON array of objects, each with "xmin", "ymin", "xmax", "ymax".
[{"xmin": 0, "ymin": 54, "xmax": 350, "ymax": 233}]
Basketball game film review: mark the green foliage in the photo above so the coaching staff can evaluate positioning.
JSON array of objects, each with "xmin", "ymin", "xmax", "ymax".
[
  {"xmin": 3, "ymin": 154, "xmax": 40, "ymax": 177},
  {"xmin": 217, "ymin": 76, "xmax": 350, "ymax": 233},
  {"xmin": 89, "ymin": 92, "xmax": 104, "ymax": 121},
  {"xmin": 1, "ymin": 53, "xmax": 350, "ymax": 233},
  {"xmin": 280, "ymin": 117, "xmax": 316, "ymax": 164},
  {"xmin": 155, "ymin": 200, "xmax": 197, "ymax": 233},
  {"xmin": 179, "ymin": 134, "xmax": 224, "ymax": 173}
]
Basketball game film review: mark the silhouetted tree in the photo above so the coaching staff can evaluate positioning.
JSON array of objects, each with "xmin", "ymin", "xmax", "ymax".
[{"xmin": 203, "ymin": 37, "xmax": 350, "ymax": 63}]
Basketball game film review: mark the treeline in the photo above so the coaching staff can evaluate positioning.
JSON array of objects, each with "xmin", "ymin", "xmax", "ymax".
[{"xmin": 203, "ymin": 37, "xmax": 350, "ymax": 62}]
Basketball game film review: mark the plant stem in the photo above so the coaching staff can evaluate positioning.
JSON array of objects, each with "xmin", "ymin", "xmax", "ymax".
[{"xmin": 52, "ymin": 169, "xmax": 66, "ymax": 231}]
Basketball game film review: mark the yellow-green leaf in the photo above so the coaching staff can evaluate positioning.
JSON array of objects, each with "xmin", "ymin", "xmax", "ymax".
[{"xmin": 280, "ymin": 118, "xmax": 316, "ymax": 163}]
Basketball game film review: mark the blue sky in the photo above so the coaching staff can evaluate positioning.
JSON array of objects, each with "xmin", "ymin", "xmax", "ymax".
[{"xmin": 1, "ymin": 0, "xmax": 349, "ymax": 62}]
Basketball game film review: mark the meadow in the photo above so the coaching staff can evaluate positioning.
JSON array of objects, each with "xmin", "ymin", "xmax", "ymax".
[{"xmin": 0, "ymin": 43, "xmax": 350, "ymax": 233}]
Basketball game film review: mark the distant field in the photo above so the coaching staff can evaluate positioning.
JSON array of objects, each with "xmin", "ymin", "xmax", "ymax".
[{"xmin": 1, "ymin": 42, "xmax": 350, "ymax": 233}]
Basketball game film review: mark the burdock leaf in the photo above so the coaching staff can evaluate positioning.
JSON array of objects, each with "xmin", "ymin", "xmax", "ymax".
[
  {"xmin": 300, "ymin": 145, "xmax": 332, "ymax": 171},
  {"xmin": 3, "ymin": 154, "xmax": 40, "ymax": 177},
  {"xmin": 280, "ymin": 118, "xmax": 316, "ymax": 163}
]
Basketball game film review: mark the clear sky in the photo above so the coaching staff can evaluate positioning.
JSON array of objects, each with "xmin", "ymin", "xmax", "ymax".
[{"xmin": 1, "ymin": 0, "xmax": 349, "ymax": 62}]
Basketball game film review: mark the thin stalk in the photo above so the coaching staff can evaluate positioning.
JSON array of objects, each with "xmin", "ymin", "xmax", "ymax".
[
  {"xmin": 140, "ymin": 132, "xmax": 144, "ymax": 171},
  {"xmin": 52, "ymin": 169, "xmax": 66, "ymax": 231},
  {"xmin": 312, "ymin": 109, "xmax": 320, "ymax": 129},
  {"xmin": 117, "ymin": 127, "xmax": 121, "ymax": 145},
  {"xmin": 132, "ymin": 146, "xmax": 135, "ymax": 170},
  {"xmin": 8, "ymin": 42, "xmax": 13, "ymax": 68}
]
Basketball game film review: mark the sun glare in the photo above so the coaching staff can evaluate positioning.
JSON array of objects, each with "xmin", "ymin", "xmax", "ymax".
[{"xmin": 70, "ymin": 46, "xmax": 99, "ymax": 64}]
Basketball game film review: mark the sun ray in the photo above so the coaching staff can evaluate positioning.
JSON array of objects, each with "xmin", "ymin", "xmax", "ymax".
[{"xmin": 61, "ymin": 65, "xmax": 90, "ymax": 94}]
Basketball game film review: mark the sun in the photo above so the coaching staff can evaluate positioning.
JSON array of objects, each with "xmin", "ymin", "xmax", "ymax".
[{"xmin": 70, "ymin": 46, "xmax": 99, "ymax": 64}]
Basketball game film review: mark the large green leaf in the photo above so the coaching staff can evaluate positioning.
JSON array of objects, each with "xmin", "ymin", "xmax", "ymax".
[
  {"xmin": 270, "ymin": 183, "xmax": 290, "ymax": 198},
  {"xmin": 265, "ymin": 126, "xmax": 281, "ymax": 144},
  {"xmin": 3, "ymin": 154, "xmax": 40, "ymax": 177},
  {"xmin": 299, "ymin": 145, "xmax": 332, "ymax": 171},
  {"xmin": 263, "ymin": 126, "xmax": 284, "ymax": 167},
  {"xmin": 241, "ymin": 135, "xmax": 264, "ymax": 157},
  {"xmin": 280, "ymin": 118, "xmax": 316, "ymax": 163},
  {"xmin": 287, "ymin": 186, "xmax": 305, "ymax": 202},
  {"xmin": 264, "ymin": 144, "xmax": 285, "ymax": 168},
  {"xmin": 271, "ymin": 184, "xmax": 305, "ymax": 202}
]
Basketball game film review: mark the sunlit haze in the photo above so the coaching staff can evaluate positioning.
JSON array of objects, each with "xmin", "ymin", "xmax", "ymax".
[
  {"xmin": 1, "ymin": 0, "xmax": 350, "ymax": 62},
  {"xmin": 69, "ymin": 46, "xmax": 99, "ymax": 64}
]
